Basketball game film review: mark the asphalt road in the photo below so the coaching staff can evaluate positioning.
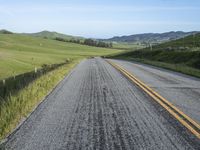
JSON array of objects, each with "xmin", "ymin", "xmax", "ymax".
[
  {"xmin": 111, "ymin": 59, "xmax": 200, "ymax": 123},
  {"xmin": 3, "ymin": 58, "xmax": 200, "ymax": 150}
]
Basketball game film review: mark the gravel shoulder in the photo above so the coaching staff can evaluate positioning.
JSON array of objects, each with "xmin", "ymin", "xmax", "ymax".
[{"xmin": 3, "ymin": 58, "xmax": 200, "ymax": 150}]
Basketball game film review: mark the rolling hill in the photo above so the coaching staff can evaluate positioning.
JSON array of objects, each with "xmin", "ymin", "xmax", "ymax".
[
  {"xmin": 105, "ymin": 31, "xmax": 198, "ymax": 44},
  {"xmin": 22, "ymin": 30, "xmax": 84, "ymax": 40},
  {"xmin": 0, "ymin": 29, "xmax": 13, "ymax": 34},
  {"xmin": 4, "ymin": 30, "xmax": 198, "ymax": 51},
  {"xmin": 0, "ymin": 33, "xmax": 121, "ymax": 79},
  {"xmin": 109, "ymin": 33, "xmax": 200, "ymax": 77}
]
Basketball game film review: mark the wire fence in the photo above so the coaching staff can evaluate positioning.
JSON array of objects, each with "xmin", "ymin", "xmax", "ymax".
[{"xmin": 0, "ymin": 62, "xmax": 68, "ymax": 102}]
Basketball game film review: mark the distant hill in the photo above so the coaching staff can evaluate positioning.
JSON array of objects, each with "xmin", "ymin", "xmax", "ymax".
[
  {"xmin": 22, "ymin": 31, "xmax": 84, "ymax": 40},
  {"xmin": 105, "ymin": 31, "xmax": 199, "ymax": 44},
  {"xmin": 152, "ymin": 32, "xmax": 200, "ymax": 50},
  {"xmin": 108, "ymin": 33, "xmax": 200, "ymax": 77},
  {"xmin": 0, "ymin": 29, "xmax": 13, "ymax": 34}
]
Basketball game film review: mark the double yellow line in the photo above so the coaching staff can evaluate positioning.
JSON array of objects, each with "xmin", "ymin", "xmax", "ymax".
[{"xmin": 106, "ymin": 60, "xmax": 200, "ymax": 139}]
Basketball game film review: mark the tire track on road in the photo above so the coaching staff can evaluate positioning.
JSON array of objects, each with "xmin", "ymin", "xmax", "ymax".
[{"xmin": 3, "ymin": 58, "xmax": 200, "ymax": 150}]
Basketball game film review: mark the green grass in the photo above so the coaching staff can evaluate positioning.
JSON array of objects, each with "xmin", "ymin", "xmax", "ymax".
[
  {"xmin": 0, "ymin": 34, "xmax": 122, "ymax": 79},
  {"xmin": 112, "ymin": 42, "xmax": 145, "ymax": 50},
  {"xmin": 122, "ymin": 57, "xmax": 200, "ymax": 78},
  {"xmin": 0, "ymin": 60, "xmax": 79, "ymax": 140},
  {"xmin": 115, "ymin": 50, "xmax": 200, "ymax": 69},
  {"xmin": 109, "ymin": 33, "xmax": 200, "ymax": 78},
  {"xmin": 144, "ymin": 33, "xmax": 200, "ymax": 51},
  {"xmin": 23, "ymin": 30, "xmax": 84, "ymax": 41}
]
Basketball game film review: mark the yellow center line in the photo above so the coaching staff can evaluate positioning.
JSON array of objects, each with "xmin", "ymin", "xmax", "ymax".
[
  {"xmin": 119, "ymin": 63, "xmax": 200, "ymax": 129},
  {"xmin": 106, "ymin": 59, "xmax": 200, "ymax": 139}
]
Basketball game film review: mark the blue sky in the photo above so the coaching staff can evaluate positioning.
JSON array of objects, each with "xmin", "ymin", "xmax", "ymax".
[{"xmin": 0, "ymin": 0, "xmax": 200, "ymax": 38}]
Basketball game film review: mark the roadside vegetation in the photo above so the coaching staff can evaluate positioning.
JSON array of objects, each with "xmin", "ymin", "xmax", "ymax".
[
  {"xmin": 0, "ymin": 33, "xmax": 121, "ymax": 140},
  {"xmin": 0, "ymin": 60, "xmax": 79, "ymax": 140},
  {"xmin": 108, "ymin": 33, "xmax": 200, "ymax": 78}
]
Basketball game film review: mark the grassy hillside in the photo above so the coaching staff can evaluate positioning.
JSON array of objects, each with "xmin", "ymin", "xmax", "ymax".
[
  {"xmin": 0, "ymin": 34, "xmax": 121, "ymax": 79},
  {"xmin": 0, "ymin": 30, "xmax": 13, "ymax": 34},
  {"xmin": 109, "ymin": 33, "xmax": 200, "ymax": 77},
  {"xmin": 112, "ymin": 42, "xmax": 145, "ymax": 50},
  {"xmin": 25, "ymin": 31, "xmax": 144, "ymax": 50},
  {"xmin": 22, "ymin": 30, "xmax": 84, "ymax": 41},
  {"xmin": 151, "ymin": 33, "xmax": 200, "ymax": 50},
  {"xmin": 106, "ymin": 31, "xmax": 198, "ymax": 44}
]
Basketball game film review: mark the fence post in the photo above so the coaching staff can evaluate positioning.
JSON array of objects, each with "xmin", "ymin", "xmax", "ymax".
[
  {"xmin": 35, "ymin": 67, "xmax": 37, "ymax": 73},
  {"xmin": 3, "ymin": 79, "xmax": 5, "ymax": 86}
]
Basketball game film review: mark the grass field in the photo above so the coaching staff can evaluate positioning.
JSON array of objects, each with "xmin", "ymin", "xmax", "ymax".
[
  {"xmin": 0, "ymin": 34, "xmax": 121, "ymax": 79},
  {"xmin": 0, "ymin": 61, "xmax": 79, "ymax": 140},
  {"xmin": 112, "ymin": 42, "xmax": 145, "ymax": 50}
]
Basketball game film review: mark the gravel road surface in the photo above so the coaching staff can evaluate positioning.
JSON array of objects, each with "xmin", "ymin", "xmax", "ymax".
[
  {"xmin": 3, "ymin": 58, "xmax": 200, "ymax": 150},
  {"xmin": 111, "ymin": 59, "xmax": 200, "ymax": 124}
]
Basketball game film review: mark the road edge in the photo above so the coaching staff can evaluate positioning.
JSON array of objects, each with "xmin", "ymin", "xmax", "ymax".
[
  {"xmin": 0, "ymin": 60, "xmax": 82, "ymax": 149},
  {"xmin": 106, "ymin": 59, "xmax": 200, "ymax": 139}
]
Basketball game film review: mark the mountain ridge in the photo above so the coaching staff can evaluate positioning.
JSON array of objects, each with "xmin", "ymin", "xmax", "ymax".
[
  {"xmin": 105, "ymin": 31, "xmax": 199, "ymax": 43},
  {"xmin": 1, "ymin": 30, "xmax": 199, "ymax": 44}
]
